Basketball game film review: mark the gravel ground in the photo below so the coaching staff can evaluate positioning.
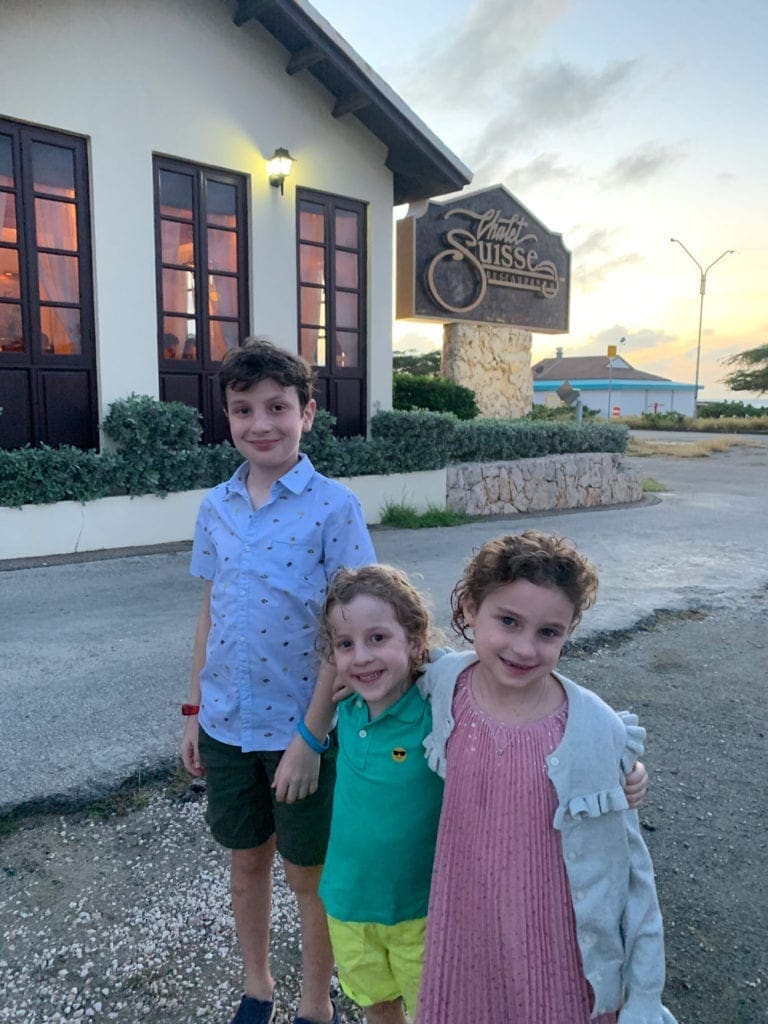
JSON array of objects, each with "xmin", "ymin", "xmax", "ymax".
[{"xmin": 2, "ymin": 595, "xmax": 767, "ymax": 1024}]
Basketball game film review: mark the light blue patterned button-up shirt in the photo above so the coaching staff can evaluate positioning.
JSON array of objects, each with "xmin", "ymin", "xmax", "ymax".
[{"xmin": 191, "ymin": 454, "xmax": 376, "ymax": 751}]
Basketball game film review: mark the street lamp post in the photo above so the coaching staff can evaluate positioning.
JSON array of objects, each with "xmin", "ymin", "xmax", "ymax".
[{"xmin": 670, "ymin": 239, "xmax": 735, "ymax": 416}]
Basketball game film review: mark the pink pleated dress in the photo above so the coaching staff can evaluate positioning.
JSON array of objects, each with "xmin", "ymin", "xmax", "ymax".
[{"xmin": 416, "ymin": 667, "xmax": 617, "ymax": 1024}]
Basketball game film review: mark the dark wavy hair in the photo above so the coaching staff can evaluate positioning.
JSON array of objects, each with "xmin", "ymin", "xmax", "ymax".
[
  {"xmin": 451, "ymin": 530, "xmax": 599, "ymax": 640},
  {"xmin": 218, "ymin": 337, "xmax": 315, "ymax": 409}
]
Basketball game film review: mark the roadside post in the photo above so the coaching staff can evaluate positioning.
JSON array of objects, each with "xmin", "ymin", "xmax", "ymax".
[{"xmin": 557, "ymin": 379, "xmax": 582, "ymax": 424}]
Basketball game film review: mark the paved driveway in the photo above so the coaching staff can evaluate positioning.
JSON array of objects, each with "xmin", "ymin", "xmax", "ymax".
[{"xmin": 2, "ymin": 437, "xmax": 766, "ymax": 814}]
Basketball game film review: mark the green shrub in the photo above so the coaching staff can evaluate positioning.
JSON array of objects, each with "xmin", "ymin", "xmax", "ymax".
[
  {"xmin": 371, "ymin": 409, "xmax": 460, "ymax": 469},
  {"xmin": 0, "ymin": 445, "xmax": 117, "ymax": 506},
  {"xmin": 198, "ymin": 442, "xmax": 243, "ymax": 487},
  {"xmin": 393, "ymin": 373, "xmax": 479, "ymax": 420},
  {"xmin": 299, "ymin": 408, "xmax": 342, "ymax": 466},
  {"xmin": 450, "ymin": 418, "xmax": 628, "ymax": 463},
  {"xmin": 102, "ymin": 393, "xmax": 202, "ymax": 450},
  {"xmin": 638, "ymin": 411, "xmax": 687, "ymax": 430},
  {"xmin": 697, "ymin": 400, "xmax": 768, "ymax": 419}
]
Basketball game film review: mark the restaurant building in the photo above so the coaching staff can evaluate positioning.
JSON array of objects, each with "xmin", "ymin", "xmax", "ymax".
[{"xmin": 0, "ymin": 0, "xmax": 470, "ymax": 451}]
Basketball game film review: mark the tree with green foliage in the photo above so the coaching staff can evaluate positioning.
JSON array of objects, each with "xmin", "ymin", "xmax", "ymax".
[
  {"xmin": 723, "ymin": 344, "xmax": 768, "ymax": 394},
  {"xmin": 393, "ymin": 349, "xmax": 441, "ymax": 377}
]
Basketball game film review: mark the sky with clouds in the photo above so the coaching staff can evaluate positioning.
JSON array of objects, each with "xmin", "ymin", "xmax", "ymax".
[{"xmin": 312, "ymin": 0, "xmax": 767, "ymax": 400}]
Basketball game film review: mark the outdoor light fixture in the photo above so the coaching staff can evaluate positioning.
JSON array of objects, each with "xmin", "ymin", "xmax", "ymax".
[
  {"xmin": 267, "ymin": 147, "xmax": 294, "ymax": 195},
  {"xmin": 669, "ymin": 238, "xmax": 735, "ymax": 418}
]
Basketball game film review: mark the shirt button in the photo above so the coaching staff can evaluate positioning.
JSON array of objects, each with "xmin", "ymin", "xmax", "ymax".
[
  {"xmin": 550, "ymin": 756, "xmax": 559, "ymax": 766},
  {"xmin": 358, "ymin": 729, "xmax": 367, "ymax": 738},
  {"xmin": 245, "ymin": 545, "xmax": 251, "ymax": 552},
  {"xmin": 568, "ymin": 851, "xmax": 577, "ymax": 861},
  {"xmin": 356, "ymin": 699, "xmax": 363, "ymax": 709},
  {"xmin": 575, "ymin": 890, "xmax": 584, "ymax": 901}
]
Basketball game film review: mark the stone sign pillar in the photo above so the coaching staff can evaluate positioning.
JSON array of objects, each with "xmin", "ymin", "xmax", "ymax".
[{"xmin": 442, "ymin": 323, "xmax": 532, "ymax": 419}]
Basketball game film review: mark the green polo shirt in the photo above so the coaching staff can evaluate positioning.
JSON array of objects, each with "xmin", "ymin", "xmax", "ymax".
[{"xmin": 319, "ymin": 684, "xmax": 444, "ymax": 925}]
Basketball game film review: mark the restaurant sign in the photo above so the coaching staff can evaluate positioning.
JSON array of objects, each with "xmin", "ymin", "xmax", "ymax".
[{"xmin": 397, "ymin": 185, "xmax": 570, "ymax": 332}]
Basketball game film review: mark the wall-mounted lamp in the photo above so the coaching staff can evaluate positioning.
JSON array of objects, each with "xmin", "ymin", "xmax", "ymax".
[{"xmin": 267, "ymin": 147, "xmax": 294, "ymax": 195}]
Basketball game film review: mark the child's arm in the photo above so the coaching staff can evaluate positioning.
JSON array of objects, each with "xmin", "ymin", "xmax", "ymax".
[
  {"xmin": 179, "ymin": 581, "xmax": 212, "ymax": 778},
  {"xmin": 272, "ymin": 660, "xmax": 337, "ymax": 804}
]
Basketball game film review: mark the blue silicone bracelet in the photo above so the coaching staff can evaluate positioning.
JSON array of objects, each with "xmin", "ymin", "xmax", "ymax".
[{"xmin": 297, "ymin": 719, "xmax": 330, "ymax": 753}]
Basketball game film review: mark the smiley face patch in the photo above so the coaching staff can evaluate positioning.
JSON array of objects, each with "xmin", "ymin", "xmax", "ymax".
[{"xmin": 391, "ymin": 747, "xmax": 407, "ymax": 763}]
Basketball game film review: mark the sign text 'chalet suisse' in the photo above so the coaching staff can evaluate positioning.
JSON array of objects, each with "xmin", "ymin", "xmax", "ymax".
[{"xmin": 397, "ymin": 185, "xmax": 570, "ymax": 332}]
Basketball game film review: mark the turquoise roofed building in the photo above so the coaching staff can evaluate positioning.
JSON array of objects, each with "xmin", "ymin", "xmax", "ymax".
[{"xmin": 532, "ymin": 348, "xmax": 697, "ymax": 418}]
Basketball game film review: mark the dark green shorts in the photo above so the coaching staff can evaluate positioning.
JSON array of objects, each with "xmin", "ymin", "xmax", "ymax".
[{"xmin": 198, "ymin": 727, "xmax": 337, "ymax": 866}]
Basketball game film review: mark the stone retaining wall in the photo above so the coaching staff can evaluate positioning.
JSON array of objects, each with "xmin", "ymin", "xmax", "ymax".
[{"xmin": 447, "ymin": 452, "xmax": 642, "ymax": 515}]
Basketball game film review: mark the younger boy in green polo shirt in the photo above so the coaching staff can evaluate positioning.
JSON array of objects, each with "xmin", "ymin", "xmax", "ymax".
[{"xmin": 317, "ymin": 565, "xmax": 441, "ymax": 1024}]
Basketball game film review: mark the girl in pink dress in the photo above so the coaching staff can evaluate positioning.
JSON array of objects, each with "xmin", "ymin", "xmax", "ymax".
[{"xmin": 416, "ymin": 531, "xmax": 677, "ymax": 1024}]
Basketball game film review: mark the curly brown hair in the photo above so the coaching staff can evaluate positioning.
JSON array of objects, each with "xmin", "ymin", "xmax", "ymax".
[
  {"xmin": 319, "ymin": 565, "xmax": 433, "ymax": 679},
  {"xmin": 451, "ymin": 530, "xmax": 599, "ymax": 640},
  {"xmin": 218, "ymin": 337, "xmax": 315, "ymax": 409}
]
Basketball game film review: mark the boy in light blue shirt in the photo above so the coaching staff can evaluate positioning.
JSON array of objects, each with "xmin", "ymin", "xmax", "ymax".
[{"xmin": 180, "ymin": 338, "xmax": 376, "ymax": 1024}]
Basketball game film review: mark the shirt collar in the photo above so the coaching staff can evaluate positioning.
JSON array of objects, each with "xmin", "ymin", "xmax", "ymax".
[
  {"xmin": 346, "ymin": 684, "xmax": 426, "ymax": 726},
  {"xmin": 224, "ymin": 453, "xmax": 316, "ymax": 500}
]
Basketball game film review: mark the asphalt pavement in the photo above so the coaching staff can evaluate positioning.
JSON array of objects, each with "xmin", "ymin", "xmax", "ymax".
[{"xmin": 2, "ymin": 435, "xmax": 767, "ymax": 815}]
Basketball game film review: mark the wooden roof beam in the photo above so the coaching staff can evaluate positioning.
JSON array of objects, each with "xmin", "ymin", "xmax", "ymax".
[
  {"xmin": 286, "ymin": 45, "xmax": 325, "ymax": 75},
  {"xmin": 332, "ymin": 92, "xmax": 371, "ymax": 118},
  {"xmin": 233, "ymin": 1, "xmax": 271, "ymax": 27}
]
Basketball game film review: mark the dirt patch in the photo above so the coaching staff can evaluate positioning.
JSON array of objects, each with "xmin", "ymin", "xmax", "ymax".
[
  {"xmin": 2, "ymin": 598, "xmax": 766, "ymax": 1024},
  {"xmin": 627, "ymin": 436, "xmax": 763, "ymax": 458}
]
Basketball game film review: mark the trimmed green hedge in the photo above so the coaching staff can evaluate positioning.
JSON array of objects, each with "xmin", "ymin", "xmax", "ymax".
[
  {"xmin": 0, "ymin": 397, "xmax": 629, "ymax": 507},
  {"xmin": 393, "ymin": 373, "xmax": 479, "ymax": 420}
]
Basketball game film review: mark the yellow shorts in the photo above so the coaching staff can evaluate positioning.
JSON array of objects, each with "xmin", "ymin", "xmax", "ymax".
[{"xmin": 327, "ymin": 915, "xmax": 426, "ymax": 1013}]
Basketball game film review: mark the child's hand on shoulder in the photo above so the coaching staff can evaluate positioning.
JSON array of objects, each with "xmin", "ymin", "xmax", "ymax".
[
  {"xmin": 624, "ymin": 760, "xmax": 648, "ymax": 809},
  {"xmin": 332, "ymin": 676, "xmax": 354, "ymax": 703}
]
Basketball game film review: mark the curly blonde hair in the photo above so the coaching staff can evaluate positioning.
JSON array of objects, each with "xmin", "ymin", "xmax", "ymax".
[
  {"xmin": 451, "ymin": 530, "xmax": 599, "ymax": 640},
  {"xmin": 319, "ymin": 564, "xmax": 433, "ymax": 678}
]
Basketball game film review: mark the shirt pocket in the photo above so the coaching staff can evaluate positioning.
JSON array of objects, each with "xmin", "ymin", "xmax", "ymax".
[{"xmin": 268, "ymin": 540, "xmax": 329, "ymax": 623}]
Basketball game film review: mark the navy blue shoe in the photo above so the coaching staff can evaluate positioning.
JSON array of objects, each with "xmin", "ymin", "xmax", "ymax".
[
  {"xmin": 231, "ymin": 993, "xmax": 276, "ymax": 1024},
  {"xmin": 293, "ymin": 1000, "xmax": 340, "ymax": 1024}
]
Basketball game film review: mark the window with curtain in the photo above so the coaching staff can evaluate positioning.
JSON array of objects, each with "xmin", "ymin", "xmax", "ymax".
[
  {"xmin": 296, "ymin": 189, "xmax": 367, "ymax": 436},
  {"xmin": 0, "ymin": 118, "xmax": 96, "ymax": 449},
  {"xmin": 297, "ymin": 191, "xmax": 365, "ymax": 373},
  {"xmin": 154, "ymin": 157, "xmax": 248, "ymax": 370},
  {"xmin": 0, "ymin": 128, "xmax": 89, "ymax": 359}
]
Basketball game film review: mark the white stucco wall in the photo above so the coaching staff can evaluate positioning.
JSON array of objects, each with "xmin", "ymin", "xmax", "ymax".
[
  {"xmin": 0, "ymin": 470, "xmax": 448, "ymax": 560},
  {"xmin": 0, "ymin": 0, "xmax": 394, "ymax": 429},
  {"xmin": 533, "ymin": 386, "xmax": 696, "ymax": 418}
]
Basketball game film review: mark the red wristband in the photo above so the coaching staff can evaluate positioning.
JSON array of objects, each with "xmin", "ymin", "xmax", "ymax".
[{"xmin": 181, "ymin": 703, "xmax": 200, "ymax": 716}]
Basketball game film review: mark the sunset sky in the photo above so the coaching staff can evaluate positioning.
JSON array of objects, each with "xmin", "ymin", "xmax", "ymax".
[{"xmin": 313, "ymin": 0, "xmax": 767, "ymax": 401}]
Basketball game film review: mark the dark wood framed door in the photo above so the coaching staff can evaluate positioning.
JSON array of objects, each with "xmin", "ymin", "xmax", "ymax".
[
  {"xmin": 154, "ymin": 157, "xmax": 249, "ymax": 444},
  {"xmin": 0, "ymin": 119, "xmax": 96, "ymax": 450},
  {"xmin": 296, "ymin": 188, "xmax": 367, "ymax": 437}
]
